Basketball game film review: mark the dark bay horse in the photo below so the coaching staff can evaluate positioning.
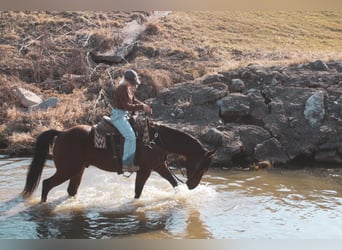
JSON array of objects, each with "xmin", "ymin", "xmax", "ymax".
[
  {"xmin": 147, "ymin": 121, "xmax": 216, "ymax": 189},
  {"xmin": 22, "ymin": 118, "xmax": 215, "ymax": 202}
]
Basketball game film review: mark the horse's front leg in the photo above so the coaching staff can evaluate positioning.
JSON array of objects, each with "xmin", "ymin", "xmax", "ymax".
[
  {"xmin": 154, "ymin": 164, "xmax": 178, "ymax": 188},
  {"xmin": 134, "ymin": 169, "xmax": 151, "ymax": 199}
]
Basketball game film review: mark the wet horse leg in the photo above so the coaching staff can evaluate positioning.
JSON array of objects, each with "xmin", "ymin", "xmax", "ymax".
[
  {"xmin": 41, "ymin": 163, "xmax": 83, "ymax": 202},
  {"xmin": 41, "ymin": 171, "xmax": 72, "ymax": 202},
  {"xmin": 67, "ymin": 167, "xmax": 85, "ymax": 197},
  {"xmin": 154, "ymin": 164, "xmax": 178, "ymax": 188},
  {"xmin": 134, "ymin": 169, "xmax": 152, "ymax": 199},
  {"xmin": 134, "ymin": 166, "xmax": 178, "ymax": 199}
]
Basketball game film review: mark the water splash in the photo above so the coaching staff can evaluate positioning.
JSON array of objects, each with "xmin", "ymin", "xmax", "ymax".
[{"xmin": 20, "ymin": 168, "xmax": 217, "ymax": 217}]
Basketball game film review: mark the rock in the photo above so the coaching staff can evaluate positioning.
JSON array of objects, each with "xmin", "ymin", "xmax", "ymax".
[
  {"xmin": 28, "ymin": 97, "xmax": 58, "ymax": 112},
  {"xmin": 238, "ymin": 125, "xmax": 271, "ymax": 156},
  {"xmin": 12, "ymin": 87, "xmax": 42, "ymax": 107},
  {"xmin": 171, "ymin": 107, "xmax": 185, "ymax": 119},
  {"xmin": 304, "ymin": 91, "xmax": 325, "ymax": 128},
  {"xmin": 314, "ymin": 150, "xmax": 342, "ymax": 164},
  {"xmin": 337, "ymin": 81, "xmax": 342, "ymax": 89},
  {"xmin": 158, "ymin": 82, "xmax": 228, "ymax": 106},
  {"xmin": 198, "ymin": 73, "xmax": 225, "ymax": 85},
  {"xmin": 213, "ymin": 141, "xmax": 243, "ymax": 166},
  {"xmin": 230, "ymin": 79, "xmax": 245, "ymax": 93},
  {"xmin": 201, "ymin": 128, "xmax": 224, "ymax": 146},
  {"xmin": 336, "ymin": 62, "xmax": 342, "ymax": 72},
  {"xmin": 309, "ymin": 60, "xmax": 330, "ymax": 71},
  {"xmin": 217, "ymin": 93, "xmax": 250, "ymax": 123},
  {"xmin": 254, "ymin": 138, "xmax": 289, "ymax": 164},
  {"xmin": 247, "ymin": 90, "xmax": 269, "ymax": 121}
]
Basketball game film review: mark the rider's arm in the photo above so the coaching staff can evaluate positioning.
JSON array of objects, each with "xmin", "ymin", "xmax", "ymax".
[{"xmin": 114, "ymin": 85, "xmax": 144, "ymax": 111}]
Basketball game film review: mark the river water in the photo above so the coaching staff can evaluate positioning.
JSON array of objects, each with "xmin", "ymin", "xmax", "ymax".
[{"xmin": 0, "ymin": 157, "xmax": 341, "ymax": 239}]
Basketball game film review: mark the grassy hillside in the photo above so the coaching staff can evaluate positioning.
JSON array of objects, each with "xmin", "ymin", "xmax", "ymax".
[
  {"xmin": 0, "ymin": 11, "xmax": 342, "ymax": 155},
  {"xmin": 150, "ymin": 11, "xmax": 342, "ymax": 70}
]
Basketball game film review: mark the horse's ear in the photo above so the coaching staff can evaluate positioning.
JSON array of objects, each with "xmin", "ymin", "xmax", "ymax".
[{"xmin": 205, "ymin": 149, "xmax": 216, "ymax": 158}]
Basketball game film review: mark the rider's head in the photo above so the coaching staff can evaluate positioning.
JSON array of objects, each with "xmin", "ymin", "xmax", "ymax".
[{"xmin": 124, "ymin": 69, "xmax": 140, "ymax": 86}]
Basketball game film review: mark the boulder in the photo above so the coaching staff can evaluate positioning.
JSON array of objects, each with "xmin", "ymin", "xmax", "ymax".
[
  {"xmin": 230, "ymin": 79, "xmax": 245, "ymax": 93},
  {"xmin": 314, "ymin": 150, "xmax": 342, "ymax": 164},
  {"xmin": 158, "ymin": 82, "xmax": 228, "ymax": 106},
  {"xmin": 213, "ymin": 141, "xmax": 243, "ymax": 166},
  {"xmin": 304, "ymin": 90, "xmax": 325, "ymax": 128},
  {"xmin": 217, "ymin": 93, "xmax": 250, "ymax": 123},
  {"xmin": 237, "ymin": 125, "xmax": 271, "ymax": 156},
  {"xmin": 201, "ymin": 128, "xmax": 224, "ymax": 146},
  {"xmin": 28, "ymin": 97, "xmax": 58, "ymax": 112},
  {"xmin": 309, "ymin": 60, "xmax": 330, "ymax": 71},
  {"xmin": 336, "ymin": 62, "xmax": 342, "ymax": 72},
  {"xmin": 12, "ymin": 87, "xmax": 42, "ymax": 107},
  {"xmin": 254, "ymin": 138, "xmax": 289, "ymax": 164}
]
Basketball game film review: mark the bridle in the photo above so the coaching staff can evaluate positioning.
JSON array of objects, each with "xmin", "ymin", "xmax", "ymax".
[
  {"xmin": 145, "ymin": 117, "xmax": 208, "ymax": 186},
  {"xmin": 144, "ymin": 117, "xmax": 187, "ymax": 184}
]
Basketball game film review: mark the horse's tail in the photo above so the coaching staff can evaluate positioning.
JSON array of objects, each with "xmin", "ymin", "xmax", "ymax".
[{"xmin": 21, "ymin": 129, "xmax": 62, "ymax": 198}]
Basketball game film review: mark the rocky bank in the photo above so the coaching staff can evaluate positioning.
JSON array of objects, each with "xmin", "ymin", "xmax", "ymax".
[{"xmin": 148, "ymin": 60, "xmax": 342, "ymax": 167}]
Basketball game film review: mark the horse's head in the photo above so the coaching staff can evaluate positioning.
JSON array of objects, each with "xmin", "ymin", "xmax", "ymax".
[
  {"xmin": 185, "ymin": 149, "xmax": 216, "ymax": 189},
  {"xmin": 144, "ymin": 120, "xmax": 216, "ymax": 189}
]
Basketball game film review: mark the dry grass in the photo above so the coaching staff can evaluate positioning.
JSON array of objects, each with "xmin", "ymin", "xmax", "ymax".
[
  {"xmin": 143, "ymin": 11, "xmax": 342, "ymax": 72},
  {"xmin": 1, "ymin": 10, "xmax": 342, "ymax": 155}
]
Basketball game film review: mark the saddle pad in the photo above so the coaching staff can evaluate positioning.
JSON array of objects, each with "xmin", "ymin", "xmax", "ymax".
[{"xmin": 94, "ymin": 128, "xmax": 106, "ymax": 149}]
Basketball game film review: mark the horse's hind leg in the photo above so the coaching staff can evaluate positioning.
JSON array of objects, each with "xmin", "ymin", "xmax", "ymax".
[
  {"xmin": 41, "ymin": 172, "xmax": 73, "ymax": 202},
  {"xmin": 67, "ymin": 167, "xmax": 85, "ymax": 197}
]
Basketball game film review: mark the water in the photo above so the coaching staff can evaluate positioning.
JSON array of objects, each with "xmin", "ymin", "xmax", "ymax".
[{"xmin": 0, "ymin": 158, "xmax": 341, "ymax": 239}]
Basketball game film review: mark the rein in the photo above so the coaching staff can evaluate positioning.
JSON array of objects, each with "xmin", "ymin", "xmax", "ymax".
[
  {"xmin": 144, "ymin": 116, "xmax": 207, "ymax": 186},
  {"xmin": 169, "ymin": 167, "xmax": 186, "ymax": 184},
  {"xmin": 146, "ymin": 117, "xmax": 186, "ymax": 184}
]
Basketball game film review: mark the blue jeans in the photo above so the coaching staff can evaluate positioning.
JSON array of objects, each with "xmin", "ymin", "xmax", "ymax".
[{"xmin": 110, "ymin": 109, "xmax": 136, "ymax": 165}]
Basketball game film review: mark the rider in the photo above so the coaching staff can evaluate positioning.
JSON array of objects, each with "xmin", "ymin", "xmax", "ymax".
[{"xmin": 111, "ymin": 69, "xmax": 152, "ymax": 172}]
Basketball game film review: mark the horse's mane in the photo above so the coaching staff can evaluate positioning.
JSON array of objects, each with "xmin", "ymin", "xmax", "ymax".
[
  {"xmin": 154, "ymin": 123, "xmax": 206, "ymax": 155},
  {"xmin": 159, "ymin": 124, "xmax": 203, "ymax": 145}
]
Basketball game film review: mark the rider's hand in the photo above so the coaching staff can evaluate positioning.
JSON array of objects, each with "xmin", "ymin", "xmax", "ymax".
[{"xmin": 143, "ymin": 104, "xmax": 152, "ymax": 115}]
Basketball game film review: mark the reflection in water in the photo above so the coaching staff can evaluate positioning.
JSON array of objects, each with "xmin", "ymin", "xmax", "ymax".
[
  {"xmin": 185, "ymin": 209, "xmax": 212, "ymax": 239},
  {"xmin": 0, "ymin": 158, "xmax": 342, "ymax": 239}
]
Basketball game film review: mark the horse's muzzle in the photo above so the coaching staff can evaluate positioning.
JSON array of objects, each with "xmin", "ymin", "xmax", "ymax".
[{"xmin": 186, "ymin": 180, "xmax": 198, "ymax": 190}]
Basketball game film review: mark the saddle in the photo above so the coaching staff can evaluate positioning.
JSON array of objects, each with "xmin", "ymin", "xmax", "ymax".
[
  {"xmin": 94, "ymin": 116, "xmax": 125, "ymax": 174},
  {"xmin": 95, "ymin": 116, "xmax": 121, "ymax": 138}
]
